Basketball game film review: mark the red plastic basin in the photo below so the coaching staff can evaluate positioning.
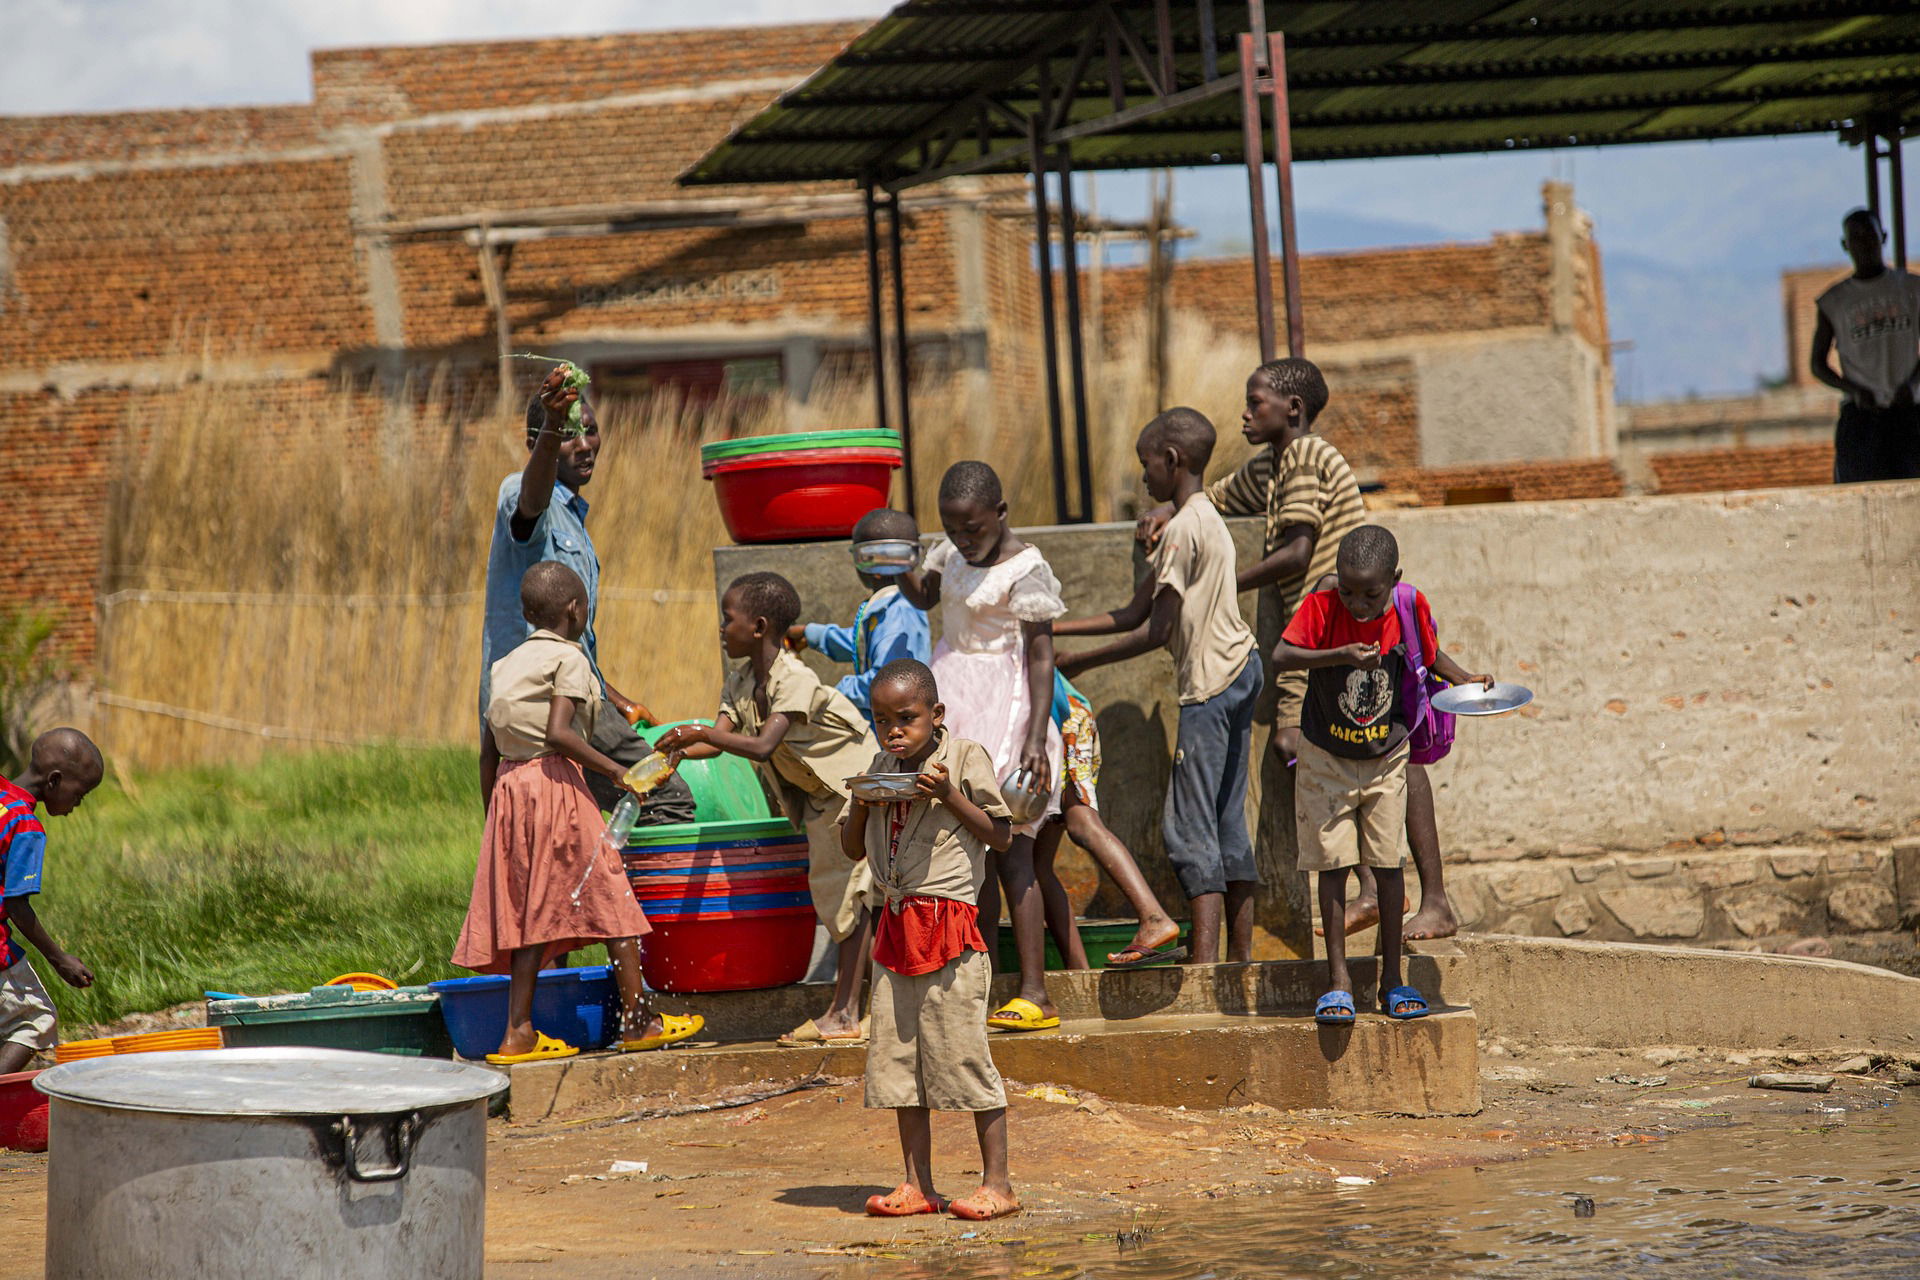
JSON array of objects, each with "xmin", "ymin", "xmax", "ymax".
[
  {"xmin": 0, "ymin": 1071, "xmax": 48, "ymax": 1152},
  {"xmin": 708, "ymin": 453, "xmax": 901, "ymax": 544},
  {"xmin": 640, "ymin": 912, "xmax": 816, "ymax": 993}
]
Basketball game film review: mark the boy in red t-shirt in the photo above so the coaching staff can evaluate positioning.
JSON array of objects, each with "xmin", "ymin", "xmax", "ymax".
[{"xmin": 1274, "ymin": 527, "xmax": 1491, "ymax": 1026}]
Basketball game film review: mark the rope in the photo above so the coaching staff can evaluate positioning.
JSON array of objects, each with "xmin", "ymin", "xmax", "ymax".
[{"xmin": 93, "ymin": 692, "xmax": 448, "ymax": 748}]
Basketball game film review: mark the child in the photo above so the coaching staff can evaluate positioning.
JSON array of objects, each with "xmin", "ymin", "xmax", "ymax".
[
  {"xmin": 787, "ymin": 507, "xmax": 932, "ymax": 729},
  {"xmin": 1272, "ymin": 526, "xmax": 1492, "ymax": 1024},
  {"xmin": 896, "ymin": 461, "xmax": 1063, "ymax": 1032},
  {"xmin": 1058, "ymin": 408, "xmax": 1262, "ymax": 964},
  {"xmin": 459, "ymin": 561, "xmax": 701, "ymax": 1063},
  {"xmin": 0, "ymin": 728, "xmax": 103, "ymax": 1073},
  {"xmin": 1033, "ymin": 672, "xmax": 1185, "ymax": 970},
  {"xmin": 842, "ymin": 659, "xmax": 1018, "ymax": 1221},
  {"xmin": 659, "ymin": 572, "xmax": 878, "ymax": 1046}
]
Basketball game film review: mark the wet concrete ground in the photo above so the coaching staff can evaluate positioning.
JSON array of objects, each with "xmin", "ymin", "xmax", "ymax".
[{"xmin": 0, "ymin": 1043, "xmax": 1903, "ymax": 1278}]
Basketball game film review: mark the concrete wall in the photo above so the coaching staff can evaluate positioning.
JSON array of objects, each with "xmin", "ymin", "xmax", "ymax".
[{"xmin": 716, "ymin": 480, "xmax": 1920, "ymax": 945}]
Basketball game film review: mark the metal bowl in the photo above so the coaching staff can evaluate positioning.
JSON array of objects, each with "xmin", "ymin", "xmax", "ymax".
[
  {"xmin": 1000, "ymin": 768, "xmax": 1049, "ymax": 824},
  {"xmin": 1431, "ymin": 681, "xmax": 1534, "ymax": 716},
  {"xmin": 851, "ymin": 538, "xmax": 921, "ymax": 576},
  {"xmin": 846, "ymin": 772, "xmax": 921, "ymax": 803}
]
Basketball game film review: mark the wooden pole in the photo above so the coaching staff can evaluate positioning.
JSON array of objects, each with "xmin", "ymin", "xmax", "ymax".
[{"xmin": 475, "ymin": 231, "xmax": 512, "ymax": 416}]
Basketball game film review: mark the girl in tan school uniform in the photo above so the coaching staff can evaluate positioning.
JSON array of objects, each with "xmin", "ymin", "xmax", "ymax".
[
  {"xmin": 458, "ymin": 561, "xmax": 702, "ymax": 1063},
  {"xmin": 841, "ymin": 658, "xmax": 1019, "ymax": 1221}
]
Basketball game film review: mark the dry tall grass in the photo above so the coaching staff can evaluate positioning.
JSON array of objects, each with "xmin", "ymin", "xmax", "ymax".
[{"xmin": 96, "ymin": 315, "xmax": 1263, "ymax": 771}]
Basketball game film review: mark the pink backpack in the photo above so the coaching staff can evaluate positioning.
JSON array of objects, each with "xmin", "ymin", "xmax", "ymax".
[{"xmin": 1393, "ymin": 583, "xmax": 1454, "ymax": 765}]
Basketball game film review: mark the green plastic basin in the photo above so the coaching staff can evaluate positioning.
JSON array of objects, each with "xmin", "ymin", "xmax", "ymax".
[
  {"xmin": 993, "ymin": 919, "xmax": 1194, "ymax": 972},
  {"xmin": 635, "ymin": 720, "xmax": 774, "ymax": 822},
  {"xmin": 699, "ymin": 430, "xmax": 903, "ymax": 463},
  {"xmin": 626, "ymin": 816, "xmax": 801, "ymax": 849}
]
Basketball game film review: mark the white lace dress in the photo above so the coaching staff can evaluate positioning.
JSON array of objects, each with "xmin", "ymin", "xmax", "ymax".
[{"xmin": 923, "ymin": 539, "xmax": 1067, "ymax": 834}]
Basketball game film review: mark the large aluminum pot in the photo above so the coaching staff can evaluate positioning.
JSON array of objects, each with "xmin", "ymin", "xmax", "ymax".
[{"xmin": 37, "ymin": 1047, "xmax": 507, "ymax": 1280}]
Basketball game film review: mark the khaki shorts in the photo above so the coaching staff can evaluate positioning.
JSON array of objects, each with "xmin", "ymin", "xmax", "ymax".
[
  {"xmin": 797, "ymin": 790, "xmax": 873, "ymax": 942},
  {"xmin": 866, "ymin": 949, "xmax": 1006, "ymax": 1113},
  {"xmin": 1271, "ymin": 668, "xmax": 1308, "ymax": 731},
  {"xmin": 1293, "ymin": 740, "xmax": 1409, "ymax": 873},
  {"xmin": 0, "ymin": 959, "xmax": 57, "ymax": 1052}
]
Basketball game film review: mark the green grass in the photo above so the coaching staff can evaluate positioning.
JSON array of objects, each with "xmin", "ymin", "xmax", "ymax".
[{"xmin": 32, "ymin": 745, "xmax": 565, "ymax": 1030}]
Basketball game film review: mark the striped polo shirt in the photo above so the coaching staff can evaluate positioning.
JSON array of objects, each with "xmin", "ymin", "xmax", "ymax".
[
  {"xmin": 1206, "ymin": 433, "xmax": 1366, "ymax": 620},
  {"xmin": 0, "ymin": 778, "xmax": 48, "ymax": 969}
]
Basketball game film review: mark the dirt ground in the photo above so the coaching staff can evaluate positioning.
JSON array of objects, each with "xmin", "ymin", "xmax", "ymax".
[{"xmin": 0, "ymin": 1040, "xmax": 1905, "ymax": 1278}]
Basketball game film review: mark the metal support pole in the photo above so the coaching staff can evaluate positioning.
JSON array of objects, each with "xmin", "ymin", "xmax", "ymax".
[
  {"xmin": 1891, "ymin": 132, "xmax": 1908, "ymax": 272},
  {"xmin": 1055, "ymin": 152, "xmax": 1095, "ymax": 523},
  {"xmin": 1238, "ymin": 32, "xmax": 1276, "ymax": 363},
  {"xmin": 886, "ymin": 195, "xmax": 917, "ymax": 516},
  {"xmin": 1866, "ymin": 135, "xmax": 1883, "ymax": 226},
  {"xmin": 1028, "ymin": 118, "xmax": 1071, "ymax": 525},
  {"xmin": 1268, "ymin": 31, "xmax": 1305, "ymax": 358},
  {"xmin": 861, "ymin": 181, "xmax": 891, "ymax": 435}
]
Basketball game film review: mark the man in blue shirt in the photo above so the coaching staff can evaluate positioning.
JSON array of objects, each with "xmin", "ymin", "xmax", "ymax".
[
  {"xmin": 786, "ymin": 508, "xmax": 931, "ymax": 727},
  {"xmin": 480, "ymin": 368, "xmax": 693, "ymax": 819}
]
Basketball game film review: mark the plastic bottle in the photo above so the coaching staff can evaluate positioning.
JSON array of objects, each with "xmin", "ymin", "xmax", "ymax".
[{"xmin": 603, "ymin": 792, "xmax": 643, "ymax": 849}]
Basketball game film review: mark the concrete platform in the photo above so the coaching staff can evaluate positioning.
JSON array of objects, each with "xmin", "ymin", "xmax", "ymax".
[{"xmin": 509, "ymin": 1006, "xmax": 1481, "ymax": 1122}]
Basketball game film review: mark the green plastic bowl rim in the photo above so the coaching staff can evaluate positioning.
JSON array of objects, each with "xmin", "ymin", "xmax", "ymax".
[{"xmin": 699, "ymin": 430, "xmax": 903, "ymax": 460}]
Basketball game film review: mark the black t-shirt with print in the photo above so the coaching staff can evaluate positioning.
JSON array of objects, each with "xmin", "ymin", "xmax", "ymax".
[{"xmin": 1281, "ymin": 589, "xmax": 1437, "ymax": 760}]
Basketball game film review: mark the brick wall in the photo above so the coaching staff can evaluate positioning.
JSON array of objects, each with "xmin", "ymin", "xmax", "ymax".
[
  {"xmin": 1647, "ymin": 442, "xmax": 1835, "ymax": 494},
  {"xmin": 1782, "ymin": 265, "xmax": 1846, "ymax": 388},
  {"xmin": 1379, "ymin": 457, "xmax": 1625, "ymax": 505}
]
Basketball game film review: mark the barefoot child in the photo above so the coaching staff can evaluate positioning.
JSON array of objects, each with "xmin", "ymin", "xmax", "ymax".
[
  {"xmin": 895, "ymin": 461, "xmax": 1064, "ymax": 1033},
  {"xmin": 1034, "ymin": 673, "xmax": 1185, "ymax": 970},
  {"xmin": 0, "ymin": 729, "xmax": 103, "ymax": 1072},
  {"xmin": 843, "ymin": 659, "xmax": 1018, "ymax": 1221},
  {"xmin": 459, "ymin": 562, "xmax": 701, "ymax": 1062},
  {"xmin": 659, "ymin": 572, "xmax": 878, "ymax": 1046},
  {"xmin": 1272, "ymin": 527, "xmax": 1492, "ymax": 1024},
  {"xmin": 1058, "ymin": 409, "xmax": 1262, "ymax": 964},
  {"xmin": 787, "ymin": 508, "xmax": 932, "ymax": 730}
]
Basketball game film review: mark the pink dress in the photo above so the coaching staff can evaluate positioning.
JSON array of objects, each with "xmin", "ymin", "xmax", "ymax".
[
  {"xmin": 454, "ymin": 755, "xmax": 652, "ymax": 974},
  {"xmin": 923, "ymin": 539, "xmax": 1067, "ymax": 835}
]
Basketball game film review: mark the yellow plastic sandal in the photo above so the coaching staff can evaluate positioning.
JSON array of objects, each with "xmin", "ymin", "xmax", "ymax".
[
  {"xmin": 485, "ymin": 1031, "xmax": 579, "ymax": 1065},
  {"xmin": 620, "ymin": 1013, "xmax": 704, "ymax": 1052},
  {"xmin": 986, "ymin": 997, "xmax": 1059, "ymax": 1032}
]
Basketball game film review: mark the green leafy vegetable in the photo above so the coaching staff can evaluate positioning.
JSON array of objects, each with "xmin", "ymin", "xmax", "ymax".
[{"xmin": 513, "ymin": 353, "xmax": 592, "ymax": 437}]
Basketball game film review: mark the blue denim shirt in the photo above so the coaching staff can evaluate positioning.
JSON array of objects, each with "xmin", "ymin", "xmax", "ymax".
[
  {"xmin": 802, "ymin": 586, "xmax": 930, "ymax": 726},
  {"xmin": 480, "ymin": 472, "xmax": 602, "ymax": 717}
]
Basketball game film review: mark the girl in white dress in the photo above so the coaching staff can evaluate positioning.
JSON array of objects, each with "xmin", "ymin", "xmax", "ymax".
[{"xmin": 898, "ymin": 461, "xmax": 1064, "ymax": 1031}]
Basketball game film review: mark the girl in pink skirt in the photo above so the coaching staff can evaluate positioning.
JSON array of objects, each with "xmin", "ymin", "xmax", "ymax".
[
  {"xmin": 897, "ymin": 462, "xmax": 1066, "ymax": 1033},
  {"xmin": 458, "ymin": 562, "xmax": 702, "ymax": 1063}
]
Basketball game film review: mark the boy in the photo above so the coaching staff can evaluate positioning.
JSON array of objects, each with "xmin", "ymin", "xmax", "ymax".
[
  {"xmin": 1273, "ymin": 526, "xmax": 1491, "ymax": 1024},
  {"xmin": 0, "ymin": 729, "xmax": 103, "ymax": 1072},
  {"xmin": 842, "ymin": 659, "xmax": 1017, "ymax": 1221},
  {"xmin": 1057, "ymin": 408, "xmax": 1262, "ymax": 964},
  {"xmin": 787, "ymin": 507, "xmax": 932, "ymax": 728},
  {"xmin": 659, "ymin": 573, "xmax": 877, "ymax": 1046}
]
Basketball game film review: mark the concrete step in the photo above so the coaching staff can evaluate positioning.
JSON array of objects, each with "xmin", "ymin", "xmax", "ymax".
[
  {"xmin": 508, "ymin": 1005, "xmax": 1480, "ymax": 1122},
  {"xmin": 640, "ymin": 950, "xmax": 1464, "ymax": 1045}
]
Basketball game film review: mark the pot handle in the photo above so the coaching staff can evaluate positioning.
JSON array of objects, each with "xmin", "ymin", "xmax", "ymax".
[{"xmin": 334, "ymin": 1112, "xmax": 421, "ymax": 1182}]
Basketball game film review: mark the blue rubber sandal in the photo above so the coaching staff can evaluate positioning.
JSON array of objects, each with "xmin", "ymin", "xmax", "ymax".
[
  {"xmin": 1314, "ymin": 990, "xmax": 1356, "ymax": 1025},
  {"xmin": 1382, "ymin": 985, "xmax": 1430, "ymax": 1019}
]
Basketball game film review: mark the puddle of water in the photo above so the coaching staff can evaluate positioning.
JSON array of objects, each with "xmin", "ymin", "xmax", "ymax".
[{"xmin": 850, "ymin": 1097, "xmax": 1920, "ymax": 1280}]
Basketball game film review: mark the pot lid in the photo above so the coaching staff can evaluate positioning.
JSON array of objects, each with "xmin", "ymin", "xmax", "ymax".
[{"xmin": 35, "ymin": 1047, "xmax": 507, "ymax": 1116}]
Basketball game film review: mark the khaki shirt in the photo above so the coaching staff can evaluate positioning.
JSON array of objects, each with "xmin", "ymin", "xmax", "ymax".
[
  {"xmin": 856, "ymin": 731, "xmax": 1009, "ymax": 907},
  {"xmin": 720, "ymin": 649, "xmax": 876, "ymax": 802},
  {"xmin": 486, "ymin": 629, "xmax": 600, "ymax": 761},
  {"xmin": 1148, "ymin": 492, "xmax": 1258, "ymax": 704}
]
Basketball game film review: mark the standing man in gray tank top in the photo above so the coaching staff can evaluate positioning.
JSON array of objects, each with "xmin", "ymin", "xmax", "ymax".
[{"xmin": 1809, "ymin": 208, "xmax": 1920, "ymax": 483}]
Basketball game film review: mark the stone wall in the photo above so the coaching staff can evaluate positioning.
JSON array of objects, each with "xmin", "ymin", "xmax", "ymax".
[{"xmin": 716, "ymin": 479, "xmax": 1920, "ymax": 951}]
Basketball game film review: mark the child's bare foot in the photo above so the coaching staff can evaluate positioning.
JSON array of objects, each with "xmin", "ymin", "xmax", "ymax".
[
  {"xmin": 1403, "ymin": 896, "xmax": 1459, "ymax": 941},
  {"xmin": 1107, "ymin": 915, "xmax": 1181, "ymax": 963},
  {"xmin": 1313, "ymin": 895, "xmax": 1380, "ymax": 938}
]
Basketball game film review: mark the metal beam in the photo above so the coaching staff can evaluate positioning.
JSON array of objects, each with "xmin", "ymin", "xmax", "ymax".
[
  {"xmin": 1029, "ymin": 116, "xmax": 1071, "ymax": 526},
  {"xmin": 1893, "ymin": 131, "xmax": 1909, "ymax": 271},
  {"xmin": 1867, "ymin": 133, "xmax": 1884, "ymax": 224},
  {"xmin": 886, "ymin": 196, "xmax": 917, "ymax": 517},
  {"xmin": 1270, "ymin": 31, "xmax": 1304, "ymax": 360},
  {"xmin": 1055, "ymin": 150, "xmax": 1096, "ymax": 523},
  {"xmin": 1239, "ymin": 33, "xmax": 1275, "ymax": 364},
  {"xmin": 862, "ymin": 181, "xmax": 891, "ymax": 436}
]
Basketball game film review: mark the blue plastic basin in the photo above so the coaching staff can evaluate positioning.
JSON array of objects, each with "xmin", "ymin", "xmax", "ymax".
[{"xmin": 427, "ymin": 964, "xmax": 620, "ymax": 1059}]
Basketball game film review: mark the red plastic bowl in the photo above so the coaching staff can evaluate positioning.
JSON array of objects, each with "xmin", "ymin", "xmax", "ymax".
[
  {"xmin": 707, "ymin": 452, "xmax": 901, "ymax": 544},
  {"xmin": 640, "ymin": 912, "xmax": 817, "ymax": 993},
  {"xmin": 0, "ymin": 1070, "xmax": 48, "ymax": 1152}
]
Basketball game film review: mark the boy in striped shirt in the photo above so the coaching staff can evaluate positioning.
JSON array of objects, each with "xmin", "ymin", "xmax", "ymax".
[{"xmin": 0, "ymin": 729, "xmax": 102, "ymax": 1072}]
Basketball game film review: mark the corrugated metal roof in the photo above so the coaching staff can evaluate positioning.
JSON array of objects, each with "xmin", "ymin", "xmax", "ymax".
[{"xmin": 683, "ymin": 1, "xmax": 1920, "ymax": 186}]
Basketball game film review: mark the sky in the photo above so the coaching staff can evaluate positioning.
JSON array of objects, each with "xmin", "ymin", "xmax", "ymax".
[{"xmin": 3, "ymin": 0, "xmax": 1908, "ymax": 402}]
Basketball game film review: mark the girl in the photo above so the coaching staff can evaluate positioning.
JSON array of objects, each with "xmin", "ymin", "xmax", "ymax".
[
  {"xmin": 458, "ymin": 560, "xmax": 702, "ymax": 1063},
  {"xmin": 897, "ymin": 461, "xmax": 1062, "ymax": 1032}
]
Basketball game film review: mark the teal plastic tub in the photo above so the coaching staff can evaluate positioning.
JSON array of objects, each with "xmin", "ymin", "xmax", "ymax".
[
  {"xmin": 207, "ymin": 986, "xmax": 452, "ymax": 1058},
  {"xmin": 994, "ymin": 919, "xmax": 1194, "ymax": 972}
]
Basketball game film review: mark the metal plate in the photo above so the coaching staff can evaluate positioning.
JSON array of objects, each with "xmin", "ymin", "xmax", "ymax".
[
  {"xmin": 1431, "ymin": 681, "xmax": 1534, "ymax": 716},
  {"xmin": 850, "ymin": 539, "xmax": 920, "ymax": 575},
  {"xmin": 36, "ymin": 1047, "xmax": 507, "ymax": 1116},
  {"xmin": 846, "ymin": 772, "xmax": 920, "ymax": 802}
]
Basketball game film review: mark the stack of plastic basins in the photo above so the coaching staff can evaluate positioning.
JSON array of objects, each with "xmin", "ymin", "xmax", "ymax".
[
  {"xmin": 626, "ymin": 816, "xmax": 815, "ymax": 992},
  {"xmin": 700, "ymin": 429, "xmax": 903, "ymax": 543}
]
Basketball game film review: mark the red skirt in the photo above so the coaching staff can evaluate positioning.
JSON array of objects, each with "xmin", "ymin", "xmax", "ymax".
[{"xmin": 453, "ymin": 755, "xmax": 651, "ymax": 974}]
